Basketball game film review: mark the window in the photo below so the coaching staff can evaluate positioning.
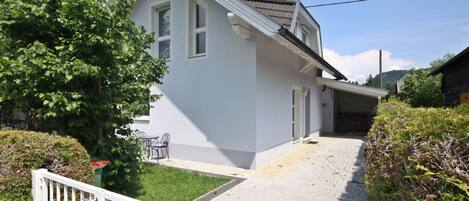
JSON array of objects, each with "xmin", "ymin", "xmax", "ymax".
[
  {"xmin": 301, "ymin": 26, "xmax": 311, "ymax": 47},
  {"xmin": 189, "ymin": 1, "xmax": 207, "ymax": 57},
  {"xmin": 154, "ymin": 5, "xmax": 171, "ymax": 59}
]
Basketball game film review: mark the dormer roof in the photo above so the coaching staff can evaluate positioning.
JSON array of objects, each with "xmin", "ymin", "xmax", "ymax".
[{"xmin": 243, "ymin": 0, "xmax": 296, "ymax": 29}]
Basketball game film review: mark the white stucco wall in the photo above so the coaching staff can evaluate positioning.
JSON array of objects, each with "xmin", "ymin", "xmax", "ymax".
[
  {"xmin": 131, "ymin": 0, "xmax": 258, "ymax": 168},
  {"xmin": 254, "ymin": 32, "xmax": 322, "ymax": 166}
]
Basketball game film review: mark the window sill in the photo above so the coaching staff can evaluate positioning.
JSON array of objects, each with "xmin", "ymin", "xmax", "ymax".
[
  {"xmin": 188, "ymin": 54, "xmax": 207, "ymax": 60},
  {"xmin": 133, "ymin": 116, "xmax": 150, "ymax": 122}
]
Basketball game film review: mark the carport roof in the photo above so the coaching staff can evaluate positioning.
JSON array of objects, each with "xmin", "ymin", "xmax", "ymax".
[{"xmin": 317, "ymin": 77, "xmax": 388, "ymax": 98}]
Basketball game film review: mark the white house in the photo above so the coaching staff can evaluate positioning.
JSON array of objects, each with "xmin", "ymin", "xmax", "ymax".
[{"xmin": 131, "ymin": 0, "xmax": 387, "ymax": 169}]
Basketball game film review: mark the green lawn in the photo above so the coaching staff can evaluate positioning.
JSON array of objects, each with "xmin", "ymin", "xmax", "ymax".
[{"xmin": 132, "ymin": 164, "xmax": 232, "ymax": 201}]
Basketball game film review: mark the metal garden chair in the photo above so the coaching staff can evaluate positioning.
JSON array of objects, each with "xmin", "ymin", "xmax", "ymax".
[{"xmin": 151, "ymin": 133, "xmax": 170, "ymax": 161}]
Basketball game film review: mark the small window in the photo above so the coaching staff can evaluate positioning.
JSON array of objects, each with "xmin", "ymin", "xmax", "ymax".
[
  {"xmin": 189, "ymin": 1, "xmax": 207, "ymax": 57},
  {"xmin": 154, "ymin": 6, "xmax": 171, "ymax": 59},
  {"xmin": 301, "ymin": 26, "xmax": 311, "ymax": 47}
]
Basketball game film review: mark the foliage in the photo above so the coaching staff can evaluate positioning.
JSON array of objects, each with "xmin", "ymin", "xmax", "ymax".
[
  {"xmin": 398, "ymin": 69, "xmax": 444, "ymax": 107},
  {"xmin": 133, "ymin": 164, "xmax": 231, "ymax": 201},
  {"xmin": 0, "ymin": 0, "xmax": 167, "ymax": 149},
  {"xmin": 365, "ymin": 101, "xmax": 469, "ymax": 201},
  {"xmin": 0, "ymin": 130, "xmax": 93, "ymax": 201},
  {"xmin": 95, "ymin": 133, "xmax": 144, "ymax": 195},
  {"xmin": 428, "ymin": 53, "xmax": 455, "ymax": 72}
]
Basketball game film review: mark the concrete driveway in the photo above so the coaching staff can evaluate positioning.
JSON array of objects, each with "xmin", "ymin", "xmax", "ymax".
[{"xmin": 212, "ymin": 135, "xmax": 366, "ymax": 201}]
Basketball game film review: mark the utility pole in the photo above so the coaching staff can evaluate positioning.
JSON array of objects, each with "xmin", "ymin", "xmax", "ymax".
[{"xmin": 379, "ymin": 49, "xmax": 383, "ymax": 89}]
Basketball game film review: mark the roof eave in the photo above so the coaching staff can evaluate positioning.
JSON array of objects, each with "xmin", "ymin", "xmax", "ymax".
[
  {"xmin": 215, "ymin": 0, "xmax": 347, "ymax": 80},
  {"xmin": 317, "ymin": 77, "xmax": 388, "ymax": 98},
  {"xmin": 430, "ymin": 47, "xmax": 469, "ymax": 76},
  {"xmin": 277, "ymin": 27, "xmax": 347, "ymax": 80}
]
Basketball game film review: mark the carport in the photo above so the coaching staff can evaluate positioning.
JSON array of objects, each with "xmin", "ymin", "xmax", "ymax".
[{"xmin": 318, "ymin": 77, "xmax": 388, "ymax": 134}]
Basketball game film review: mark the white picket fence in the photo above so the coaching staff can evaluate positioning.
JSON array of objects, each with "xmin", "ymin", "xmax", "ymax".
[{"xmin": 32, "ymin": 169, "xmax": 138, "ymax": 201}]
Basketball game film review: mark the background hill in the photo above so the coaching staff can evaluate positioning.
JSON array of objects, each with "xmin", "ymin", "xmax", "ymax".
[{"xmin": 364, "ymin": 70, "xmax": 409, "ymax": 93}]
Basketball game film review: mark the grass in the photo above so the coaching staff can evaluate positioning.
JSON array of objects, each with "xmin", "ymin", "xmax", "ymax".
[{"xmin": 133, "ymin": 164, "xmax": 232, "ymax": 201}]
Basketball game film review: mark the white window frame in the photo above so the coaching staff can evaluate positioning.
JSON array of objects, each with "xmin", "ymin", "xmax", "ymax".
[
  {"xmin": 152, "ymin": 2, "xmax": 171, "ymax": 60},
  {"xmin": 188, "ymin": 0, "xmax": 208, "ymax": 58},
  {"xmin": 294, "ymin": 8, "xmax": 322, "ymax": 55},
  {"xmin": 301, "ymin": 25, "xmax": 311, "ymax": 47}
]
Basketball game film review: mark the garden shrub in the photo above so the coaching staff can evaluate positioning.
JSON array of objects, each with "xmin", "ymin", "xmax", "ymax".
[
  {"xmin": 365, "ymin": 101, "xmax": 469, "ymax": 200},
  {"xmin": 94, "ymin": 133, "xmax": 144, "ymax": 195},
  {"xmin": 0, "ymin": 130, "xmax": 93, "ymax": 201}
]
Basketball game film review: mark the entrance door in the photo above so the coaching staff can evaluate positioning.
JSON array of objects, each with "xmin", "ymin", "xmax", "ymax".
[
  {"xmin": 292, "ymin": 88, "xmax": 301, "ymax": 140},
  {"xmin": 303, "ymin": 89, "xmax": 311, "ymax": 138}
]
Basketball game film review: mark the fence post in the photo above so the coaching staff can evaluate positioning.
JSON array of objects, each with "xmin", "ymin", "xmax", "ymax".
[{"xmin": 32, "ymin": 169, "xmax": 49, "ymax": 201}]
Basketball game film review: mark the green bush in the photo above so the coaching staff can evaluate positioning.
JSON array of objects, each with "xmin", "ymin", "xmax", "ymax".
[
  {"xmin": 398, "ymin": 69, "xmax": 444, "ymax": 107},
  {"xmin": 365, "ymin": 101, "xmax": 469, "ymax": 200},
  {"xmin": 94, "ymin": 133, "xmax": 143, "ymax": 195},
  {"xmin": 0, "ymin": 130, "xmax": 93, "ymax": 201}
]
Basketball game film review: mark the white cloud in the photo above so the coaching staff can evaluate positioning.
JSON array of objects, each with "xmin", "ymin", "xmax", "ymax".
[{"xmin": 323, "ymin": 49, "xmax": 414, "ymax": 84}]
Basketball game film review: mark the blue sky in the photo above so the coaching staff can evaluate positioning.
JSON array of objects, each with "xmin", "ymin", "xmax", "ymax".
[{"xmin": 302, "ymin": 0, "xmax": 469, "ymax": 82}]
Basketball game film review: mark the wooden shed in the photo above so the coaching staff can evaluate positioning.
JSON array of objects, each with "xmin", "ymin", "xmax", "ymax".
[{"xmin": 430, "ymin": 47, "xmax": 469, "ymax": 106}]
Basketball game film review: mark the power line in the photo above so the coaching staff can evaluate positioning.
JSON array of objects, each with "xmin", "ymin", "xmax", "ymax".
[{"xmin": 305, "ymin": 0, "xmax": 367, "ymax": 8}]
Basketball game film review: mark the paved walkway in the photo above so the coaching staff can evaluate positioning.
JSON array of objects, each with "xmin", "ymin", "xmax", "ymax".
[{"xmin": 157, "ymin": 135, "xmax": 366, "ymax": 201}]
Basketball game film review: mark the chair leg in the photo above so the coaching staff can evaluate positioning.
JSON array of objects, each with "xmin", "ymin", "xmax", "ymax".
[
  {"xmin": 150, "ymin": 148, "xmax": 153, "ymax": 160},
  {"xmin": 156, "ymin": 149, "xmax": 160, "ymax": 161},
  {"xmin": 166, "ymin": 147, "xmax": 170, "ymax": 159}
]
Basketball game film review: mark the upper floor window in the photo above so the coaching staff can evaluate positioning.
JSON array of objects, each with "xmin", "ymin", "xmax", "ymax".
[
  {"xmin": 189, "ymin": 1, "xmax": 207, "ymax": 57},
  {"xmin": 301, "ymin": 26, "xmax": 311, "ymax": 47},
  {"xmin": 154, "ymin": 5, "xmax": 171, "ymax": 59}
]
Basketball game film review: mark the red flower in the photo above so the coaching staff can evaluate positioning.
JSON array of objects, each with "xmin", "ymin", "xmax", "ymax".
[{"xmin": 91, "ymin": 160, "xmax": 110, "ymax": 169}]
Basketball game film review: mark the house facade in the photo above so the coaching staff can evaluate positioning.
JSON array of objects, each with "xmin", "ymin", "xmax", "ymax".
[{"xmin": 131, "ymin": 0, "xmax": 387, "ymax": 169}]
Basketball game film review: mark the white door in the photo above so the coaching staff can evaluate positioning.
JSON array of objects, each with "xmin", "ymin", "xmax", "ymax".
[
  {"xmin": 303, "ymin": 88, "xmax": 311, "ymax": 138},
  {"xmin": 292, "ymin": 88, "xmax": 301, "ymax": 140}
]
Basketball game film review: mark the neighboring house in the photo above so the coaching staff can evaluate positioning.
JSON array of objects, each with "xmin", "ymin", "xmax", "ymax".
[
  {"xmin": 131, "ymin": 0, "xmax": 387, "ymax": 169},
  {"xmin": 430, "ymin": 47, "xmax": 469, "ymax": 106},
  {"xmin": 396, "ymin": 73, "xmax": 409, "ymax": 94}
]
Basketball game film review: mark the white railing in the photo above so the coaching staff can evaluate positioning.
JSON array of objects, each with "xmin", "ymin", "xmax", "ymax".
[{"xmin": 32, "ymin": 169, "xmax": 139, "ymax": 201}]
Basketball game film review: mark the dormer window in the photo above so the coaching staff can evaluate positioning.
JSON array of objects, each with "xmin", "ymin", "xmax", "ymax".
[{"xmin": 301, "ymin": 26, "xmax": 311, "ymax": 47}]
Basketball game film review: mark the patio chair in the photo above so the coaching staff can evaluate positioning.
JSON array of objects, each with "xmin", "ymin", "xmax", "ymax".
[{"xmin": 151, "ymin": 133, "xmax": 170, "ymax": 160}]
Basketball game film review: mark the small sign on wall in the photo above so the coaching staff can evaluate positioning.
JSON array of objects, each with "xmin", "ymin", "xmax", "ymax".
[{"xmin": 460, "ymin": 92, "xmax": 469, "ymax": 105}]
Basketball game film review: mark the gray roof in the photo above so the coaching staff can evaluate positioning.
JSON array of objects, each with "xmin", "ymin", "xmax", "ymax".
[{"xmin": 243, "ymin": 0, "xmax": 296, "ymax": 28}]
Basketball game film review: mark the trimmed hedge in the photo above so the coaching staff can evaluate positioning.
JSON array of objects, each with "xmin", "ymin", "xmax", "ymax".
[
  {"xmin": 0, "ymin": 130, "xmax": 93, "ymax": 201},
  {"xmin": 365, "ymin": 101, "xmax": 469, "ymax": 200}
]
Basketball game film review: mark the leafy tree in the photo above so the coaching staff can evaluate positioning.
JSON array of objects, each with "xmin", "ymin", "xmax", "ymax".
[
  {"xmin": 398, "ymin": 53, "xmax": 454, "ymax": 107},
  {"xmin": 428, "ymin": 53, "xmax": 455, "ymax": 72},
  {"xmin": 398, "ymin": 69, "xmax": 443, "ymax": 107},
  {"xmin": 0, "ymin": 0, "xmax": 167, "ymax": 193},
  {"xmin": 0, "ymin": 0, "xmax": 167, "ymax": 149}
]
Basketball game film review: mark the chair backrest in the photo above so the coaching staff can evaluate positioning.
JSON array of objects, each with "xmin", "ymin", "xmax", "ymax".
[
  {"xmin": 135, "ymin": 131, "xmax": 147, "ymax": 138},
  {"xmin": 160, "ymin": 133, "xmax": 170, "ymax": 145}
]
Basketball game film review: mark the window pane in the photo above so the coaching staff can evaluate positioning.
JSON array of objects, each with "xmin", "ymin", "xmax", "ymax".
[
  {"xmin": 158, "ymin": 40, "xmax": 170, "ymax": 59},
  {"xmin": 196, "ymin": 32, "xmax": 206, "ymax": 54},
  {"xmin": 196, "ymin": 5, "xmax": 206, "ymax": 28},
  {"xmin": 158, "ymin": 8, "xmax": 170, "ymax": 37}
]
